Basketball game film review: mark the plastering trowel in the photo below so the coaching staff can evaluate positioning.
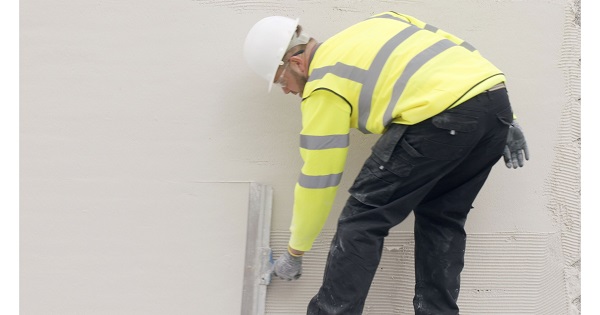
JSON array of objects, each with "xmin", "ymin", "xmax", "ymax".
[
  {"xmin": 260, "ymin": 247, "xmax": 274, "ymax": 285},
  {"xmin": 240, "ymin": 183, "xmax": 273, "ymax": 314}
]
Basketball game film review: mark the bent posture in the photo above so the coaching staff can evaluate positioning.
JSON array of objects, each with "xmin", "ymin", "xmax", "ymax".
[{"xmin": 244, "ymin": 11, "xmax": 529, "ymax": 315}]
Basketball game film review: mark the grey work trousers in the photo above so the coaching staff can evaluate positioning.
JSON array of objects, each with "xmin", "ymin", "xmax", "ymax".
[{"xmin": 307, "ymin": 87, "xmax": 513, "ymax": 315}]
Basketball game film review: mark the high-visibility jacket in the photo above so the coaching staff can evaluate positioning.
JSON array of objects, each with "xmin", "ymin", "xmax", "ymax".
[{"xmin": 289, "ymin": 11, "xmax": 506, "ymax": 251}]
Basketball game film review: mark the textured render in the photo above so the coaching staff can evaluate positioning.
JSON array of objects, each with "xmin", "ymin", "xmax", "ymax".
[
  {"xmin": 20, "ymin": 0, "xmax": 580, "ymax": 314},
  {"xmin": 547, "ymin": 0, "xmax": 581, "ymax": 313},
  {"xmin": 268, "ymin": 231, "xmax": 566, "ymax": 314}
]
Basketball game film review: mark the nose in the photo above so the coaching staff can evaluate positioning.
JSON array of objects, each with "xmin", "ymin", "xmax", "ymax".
[{"xmin": 281, "ymin": 86, "xmax": 292, "ymax": 94}]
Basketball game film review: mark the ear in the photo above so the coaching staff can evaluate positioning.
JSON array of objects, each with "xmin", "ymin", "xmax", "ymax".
[{"xmin": 288, "ymin": 55, "xmax": 306, "ymax": 74}]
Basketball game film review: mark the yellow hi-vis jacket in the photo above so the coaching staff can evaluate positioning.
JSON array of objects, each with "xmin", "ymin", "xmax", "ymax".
[{"xmin": 289, "ymin": 11, "xmax": 506, "ymax": 251}]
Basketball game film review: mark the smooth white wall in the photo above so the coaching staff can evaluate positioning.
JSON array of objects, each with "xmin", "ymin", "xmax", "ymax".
[{"xmin": 21, "ymin": 0, "xmax": 580, "ymax": 314}]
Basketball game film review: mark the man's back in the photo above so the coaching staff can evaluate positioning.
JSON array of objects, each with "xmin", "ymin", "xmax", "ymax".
[{"xmin": 304, "ymin": 11, "xmax": 505, "ymax": 132}]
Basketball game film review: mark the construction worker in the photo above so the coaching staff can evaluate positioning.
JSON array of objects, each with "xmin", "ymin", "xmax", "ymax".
[{"xmin": 244, "ymin": 11, "xmax": 529, "ymax": 315}]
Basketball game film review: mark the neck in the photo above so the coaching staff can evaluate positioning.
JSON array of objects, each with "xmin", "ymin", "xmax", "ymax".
[{"xmin": 304, "ymin": 39, "xmax": 318, "ymax": 73}]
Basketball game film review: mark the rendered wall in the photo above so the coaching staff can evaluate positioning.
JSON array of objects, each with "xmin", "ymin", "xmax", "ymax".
[{"xmin": 20, "ymin": 0, "xmax": 580, "ymax": 314}]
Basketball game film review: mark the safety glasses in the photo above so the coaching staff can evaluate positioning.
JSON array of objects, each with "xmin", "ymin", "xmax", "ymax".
[
  {"xmin": 274, "ymin": 62, "xmax": 290, "ymax": 88},
  {"xmin": 274, "ymin": 49, "xmax": 305, "ymax": 88}
]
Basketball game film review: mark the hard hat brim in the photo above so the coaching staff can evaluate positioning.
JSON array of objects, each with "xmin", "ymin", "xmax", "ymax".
[{"xmin": 267, "ymin": 18, "xmax": 299, "ymax": 92}]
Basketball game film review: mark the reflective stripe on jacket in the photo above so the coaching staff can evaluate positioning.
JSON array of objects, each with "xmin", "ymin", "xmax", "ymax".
[{"xmin": 289, "ymin": 12, "xmax": 506, "ymax": 251}]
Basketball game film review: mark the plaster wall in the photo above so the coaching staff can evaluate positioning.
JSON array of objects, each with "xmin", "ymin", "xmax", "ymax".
[{"xmin": 20, "ymin": 0, "xmax": 580, "ymax": 314}]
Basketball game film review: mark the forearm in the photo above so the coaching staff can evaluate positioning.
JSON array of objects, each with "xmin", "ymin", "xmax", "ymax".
[{"xmin": 289, "ymin": 184, "xmax": 340, "ymax": 251}]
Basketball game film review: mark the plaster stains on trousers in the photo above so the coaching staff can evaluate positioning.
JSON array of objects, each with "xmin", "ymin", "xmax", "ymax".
[{"xmin": 307, "ymin": 88, "xmax": 513, "ymax": 315}]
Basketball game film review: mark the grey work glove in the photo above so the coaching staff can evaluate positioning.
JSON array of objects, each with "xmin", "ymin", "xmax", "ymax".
[
  {"xmin": 272, "ymin": 251, "xmax": 302, "ymax": 281},
  {"xmin": 503, "ymin": 121, "xmax": 530, "ymax": 169}
]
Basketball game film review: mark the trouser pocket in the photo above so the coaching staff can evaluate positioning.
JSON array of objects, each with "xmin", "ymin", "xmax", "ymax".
[
  {"xmin": 496, "ymin": 106, "xmax": 514, "ymax": 126},
  {"xmin": 349, "ymin": 124, "xmax": 413, "ymax": 207}
]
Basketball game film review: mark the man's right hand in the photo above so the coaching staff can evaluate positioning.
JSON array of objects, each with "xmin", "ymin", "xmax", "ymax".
[{"xmin": 273, "ymin": 251, "xmax": 302, "ymax": 281}]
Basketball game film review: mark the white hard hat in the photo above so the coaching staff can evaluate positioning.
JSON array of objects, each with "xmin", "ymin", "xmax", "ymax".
[{"xmin": 243, "ymin": 16, "xmax": 299, "ymax": 92}]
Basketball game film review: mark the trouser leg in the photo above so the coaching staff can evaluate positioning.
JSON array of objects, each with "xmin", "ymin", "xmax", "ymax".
[
  {"xmin": 306, "ymin": 197, "xmax": 384, "ymax": 315},
  {"xmin": 412, "ymin": 154, "xmax": 502, "ymax": 315},
  {"xmin": 412, "ymin": 92, "xmax": 511, "ymax": 314},
  {"xmin": 307, "ymin": 120, "xmax": 454, "ymax": 314},
  {"xmin": 308, "ymin": 186, "xmax": 433, "ymax": 315},
  {"xmin": 308, "ymin": 89, "xmax": 512, "ymax": 315}
]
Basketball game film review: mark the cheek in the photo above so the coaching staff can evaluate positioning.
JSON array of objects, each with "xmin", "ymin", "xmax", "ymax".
[
  {"xmin": 291, "ymin": 72, "xmax": 306, "ymax": 91},
  {"xmin": 296, "ymin": 78, "xmax": 308, "ymax": 92}
]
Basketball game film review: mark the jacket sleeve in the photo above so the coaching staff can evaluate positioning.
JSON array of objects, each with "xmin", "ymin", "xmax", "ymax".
[{"xmin": 288, "ymin": 89, "xmax": 352, "ymax": 252}]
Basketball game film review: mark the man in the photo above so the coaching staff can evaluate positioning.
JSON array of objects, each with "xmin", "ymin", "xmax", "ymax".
[{"xmin": 244, "ymin": 11, "xmax": 529, "ymax": 315}]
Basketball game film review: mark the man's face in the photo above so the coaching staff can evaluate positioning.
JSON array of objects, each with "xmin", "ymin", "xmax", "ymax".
[{"xmin": 274, "ymin": 58, "xmax": 307, "ymax": 98}]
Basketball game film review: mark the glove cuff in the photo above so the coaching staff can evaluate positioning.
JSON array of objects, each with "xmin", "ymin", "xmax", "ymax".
[{"xmin": 287, "ymin": 245, "xmax": 304, "ymax": 257}]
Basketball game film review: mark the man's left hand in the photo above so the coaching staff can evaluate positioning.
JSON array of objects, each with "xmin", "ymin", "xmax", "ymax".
[{"xmin": 503, "ymin": 121, "xmax": 530, "ymax": 168}]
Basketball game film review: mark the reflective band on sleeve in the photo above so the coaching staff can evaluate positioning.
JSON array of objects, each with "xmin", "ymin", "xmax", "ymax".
[
  {"xmin": 298, "ymin": 172, "xmax": 343, "ymax": 189},
  {"xmin": 382, "ymin": 39, "xmax": 455, "ymax": 127},
  {"xmin": 300, "ymin": 134, "xmax": 350, "ymax": 150}
]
